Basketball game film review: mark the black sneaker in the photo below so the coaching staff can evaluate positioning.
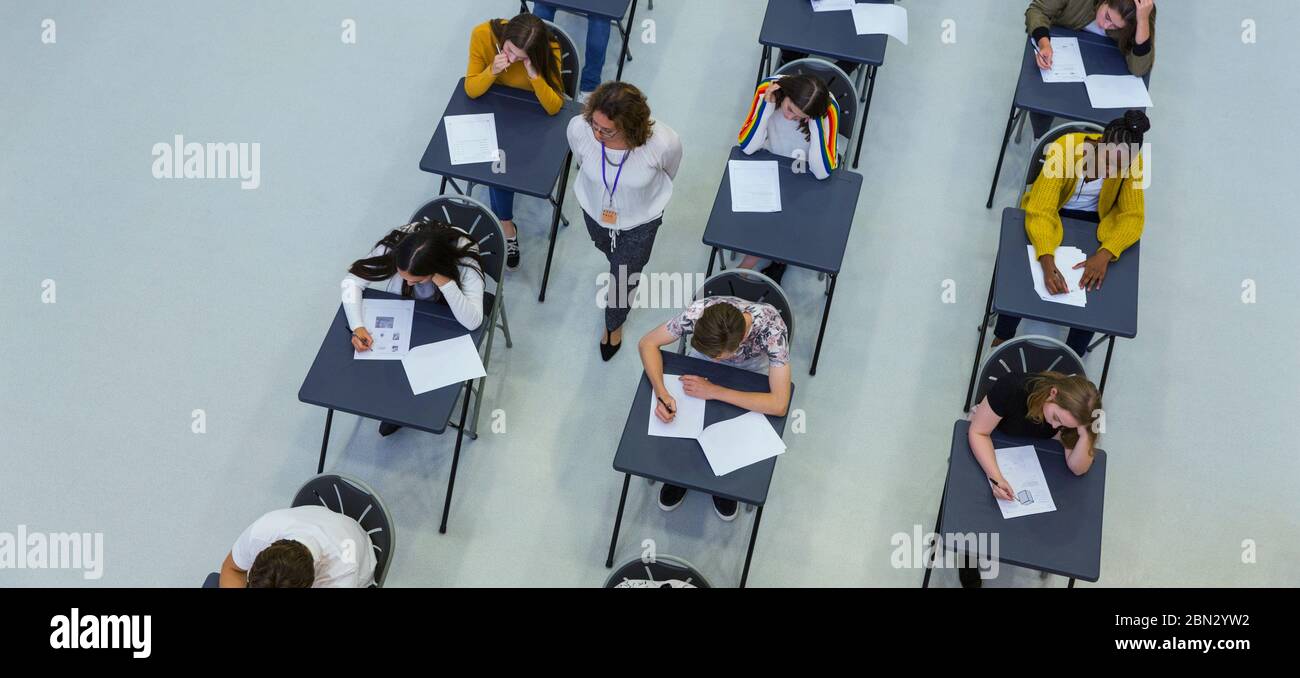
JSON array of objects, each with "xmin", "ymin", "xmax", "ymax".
[
  {"xmin": 958, "ymin": 566, "xmax": 983, "ymax": 589},
  {"xmin": 378, "ymin": 421, "xmax": 402, "ymax": 437},
  {"xmin": 712, "ymin": 496, "xmax": 739, "ymax": 522},
  {"xmin": 505, "ymin": 236, "xmax": 520, "ymax": 271},
  {"xmin": 658, "ymin": 484, "xmax": 687, "ymax": 512},
  {"xmin": 760, "ymin": 261, "xmax": 787, "ymax": 285}
]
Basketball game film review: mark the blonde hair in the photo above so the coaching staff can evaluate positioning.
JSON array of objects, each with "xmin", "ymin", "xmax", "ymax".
[{"xmin": 1025, "ymin": 371, "xmax": 1101, "ymax": 450}]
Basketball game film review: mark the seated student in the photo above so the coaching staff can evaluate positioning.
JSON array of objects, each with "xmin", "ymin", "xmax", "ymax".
[
  {"xmin": 343, "ymin": 218, "xmax": 486, "ymax": 436},
  {"xmin": 219, "ymin": 506, "xmax": 376, "ymax": 588},
  {"xmin": 637, "ymin": 297, "xmax": 792, "ymax": 521},
  {"xmin": 735, "ymin": 74, "xmax": 840, "ymax": 281},
  {"xmin": 1026, "ymin": 0, "xmax": 1156, "ymax": 138},
  {"xmin": 961, "ymin": 370, "xmax": 1101, "ymax": 587},
  {"xmin": 465, "ymin": 13, "xmax": 566, "ymax": 272},
  {"xmin": 530, "ymin": 2, "xmax": 612, "ymax": 101},
  {"xmin": 992, "ymin": 110, "xmax": 1148, "ymax": 358}
]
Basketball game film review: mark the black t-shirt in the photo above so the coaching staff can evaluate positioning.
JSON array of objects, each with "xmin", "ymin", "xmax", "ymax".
[{"xmin": 986, "ymin": 373, "xmax": 1059, "ymax": 439}]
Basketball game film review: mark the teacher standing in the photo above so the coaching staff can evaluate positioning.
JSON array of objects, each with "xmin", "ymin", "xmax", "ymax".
[{"xmin": 566, "ymin": 82, "xmax": 683, "ymax": 361}]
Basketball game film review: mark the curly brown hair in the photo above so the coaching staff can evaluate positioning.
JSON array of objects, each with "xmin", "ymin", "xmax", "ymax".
[{"xmin": 583, "ymin": 81, "xmax": 654, "ymax": 148}]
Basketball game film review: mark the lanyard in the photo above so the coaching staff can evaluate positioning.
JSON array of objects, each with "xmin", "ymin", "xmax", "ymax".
[{"xmin": 601, "ymin": 144, "xmax": 630, "ymax": 200}]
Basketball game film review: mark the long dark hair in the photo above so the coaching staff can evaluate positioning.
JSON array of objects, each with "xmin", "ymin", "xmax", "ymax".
[
  {"xmin": 1098, "ymin": 0, "xmax": 1152, "ymax": 53},
  {"xmin": 1101, "ymin": 109, "xmax": 1150, "ymax": 146},
  {"xmin": 349, "ymin": 219, "xmax": 484, "ymax": 294},
  {"xmin": 491, "ymin": 14, "xmax": 563, "ymax": 94},
  {"xmin": 772, "ymin": 74, "xmax": 831, "ymax": 142}
]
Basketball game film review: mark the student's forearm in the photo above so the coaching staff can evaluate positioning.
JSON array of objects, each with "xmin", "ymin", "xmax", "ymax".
[
  {"xmin": 639, "ymin": 342, "xmax": 668, "ymax": 395},
  {"xmin": 968, "ymin": 431, "xmax": 1003, "ymax": 481},
  {"xmin": 219, "ymin": 564, "xmax": 247, "ymax": 588},
  {"xmin": 465, "ymin": 66, "xmax": 496, "ymax": 98},
  {"xmin": 532, "ymin": 78, "xmax": 564, "ymax": 115},
  {"xmin": 713, "ymin": 386, "xmax": 787, "ymax": 417},
  {"xmin": 1064, "ymin": 431, "xmax": 1096, "ymax": 475}
]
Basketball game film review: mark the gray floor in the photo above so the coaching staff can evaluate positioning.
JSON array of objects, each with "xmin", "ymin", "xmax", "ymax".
[{"xmin": 2, "ymin": 0, "xmax": 1297, "ymax": 588}]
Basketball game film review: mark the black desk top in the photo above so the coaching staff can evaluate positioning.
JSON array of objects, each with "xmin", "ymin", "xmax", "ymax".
[
  {"xmin": 759, "ymin": 0, "xmax": 893, "ymax": 67},
  {"xmin": 612, "ymin": 350, "xmax": 794, "ymax": 506},
  {"xmin": 994, "ymin": 207, "xmax": 1140, "ymax": 338},
  {"xmin": 1014, "ymin": 27, "xmax": 1151, "ymax": 125},
  {"xmin": 298, "ymin": 289, "xmax": 484, "ymax": 434},
  {"xmin": 703, "ymin": 146, "xmax": 863, "ymax": 274},
  {"xmin": 419, "ymin": 79, "xmax": 583, "ymax": 199},
  {"xmin": 941, "ymin": 419, "xmax": 1108, "ymax": 582}
]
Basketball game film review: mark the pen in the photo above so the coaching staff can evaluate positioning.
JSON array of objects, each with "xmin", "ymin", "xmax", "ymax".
[{"xmin": 656, "ymin": 395, "xmax": 675, "ymax": 414}]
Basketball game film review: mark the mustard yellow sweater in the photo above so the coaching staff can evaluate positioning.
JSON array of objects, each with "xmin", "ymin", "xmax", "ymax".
[
  {"xmin": 1021, "ymin": 133, "xmax": 1145, "ymax": 260},
  {"xmin": 464, "ymin": 20, "xmax": 564, "ymax": 115}
]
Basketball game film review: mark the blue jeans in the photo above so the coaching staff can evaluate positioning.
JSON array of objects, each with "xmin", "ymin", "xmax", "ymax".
[
  {"xmin": 488, "ymin": 187, "xmax": 515, "ymax": 223},
  {"xmin": 531, "ymin": 2, "xmax": 612, "ymax": 92}
]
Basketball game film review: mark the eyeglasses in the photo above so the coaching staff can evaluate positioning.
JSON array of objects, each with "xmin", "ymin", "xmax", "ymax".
[{"xmin": 590, "ymin": 121, "xmax": 619, "ymax": 140}]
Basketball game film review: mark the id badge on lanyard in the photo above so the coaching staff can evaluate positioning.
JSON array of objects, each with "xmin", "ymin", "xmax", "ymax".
[{"xmin": 601, "ymin": 145, "xmax": 630, "ymax": 226}]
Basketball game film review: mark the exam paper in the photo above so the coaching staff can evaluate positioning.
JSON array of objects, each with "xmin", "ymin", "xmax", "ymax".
[
  {"xmin": 728, "ymin": 160, "xmax": 782, "ymax": 213},
  {"xmin": 354, "ymin": 299, "xmax": 415, "ymax": 360},
  {"xmin": 1038, "ymin": 37, "xmax": 1086, "ymax": 83},
  {"xmin": 647, "ymin": 375, "xmax": 707, "ymax": 439},
  {"xmin": 850, "ymin": 3, "xmax": 908, "ymax": 45},
  {"xmin": 698, "ymin": 411, "xmax": 787, "ymax": 477},
  {"xmin": 811, "ymin": 0, "xmax": 855, "ymax": 12},
  {"xmin": 400, "ymin": 334, "xmax": 486, "ymax": 395},
  {"xmin": 1084, "ymin": 74, "xmax": 1153, "ymax": 109},
  {"xmin": 993, "ymin": 445, "xmax": 1058, "ymax": 519},
  {"xmin": 1027, "ymin": 245, "xmax": 1088, "ymax": 307},
  {"xmin": 444, "ymin": 113, "xmax": 500, "ymax": 165}
]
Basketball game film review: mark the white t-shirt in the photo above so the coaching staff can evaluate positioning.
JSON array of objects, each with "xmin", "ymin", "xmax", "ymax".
[
  {"xmin": 231, "ymin": 506, "xmax": 376, "ymax": 588},
  {"xmin": 567, "ymin": 114, "xmax": 683, "ymax": 231},
  {"xmin": 1083, "ymin": 20, "xmax": 1108, "ymax": 36},
  {"xmin": 1063, "ymin": 176, "xmax": 1103, "ymax": 213},
  {"xmin": 341, "ymin": 225, "xmax": 485, "ymax": 332}
]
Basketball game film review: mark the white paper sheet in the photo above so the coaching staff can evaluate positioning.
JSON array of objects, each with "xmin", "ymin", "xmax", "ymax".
[
  {"xmin": 697, "ymin": 411, "xmax": 787, "ymax": 477},
  {"xmin": 647, "ymin": 375, "xmax": 707, "ymax": 439},
  {"xmin": 728, "ymin": 160, "xmax": 782, "ymax": 213},
  {"xmin": 1084, "ymin": 74, "xmax": 1153, "ymax": 109},
  {"xmin": 444, "ymin": 113, "xmax": 500, "ymax": 165},
  {"xmin": 1037, "ymin": 37, "xmax": 1086, "ymax": 83},
  {"xmin": 1026, "ymin": 245, "xmax": 1088, "ymax": 307},
  {"xmin": 850, "ymin": 3, "xmax": 908, "ymax": 45},
  {"xmin": 993, "ymin": 445, "xmax": 1058, "ymax": 519},
  {"xmin": 400, "ymin": 334, "xmax": 486, "ymax": 395},
  {"xmin": 354, "ymin": 299, "xmax": 415, "ymax": 360},
  {"xmin": 811, "ymin": 0, "xmax": 855, "ymax": 12}
]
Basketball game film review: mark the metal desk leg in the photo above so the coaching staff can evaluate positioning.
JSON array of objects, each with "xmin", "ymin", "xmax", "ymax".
[
  {"xmin": 615, "ymin": 0, "xmax": 638, "ymax": 81},
  {"xmin": 810, "ymin": 272, "xmax": 838, "ymax": 376},
  {"xmin": 605, "ymin": 473, "xmax": 632, "ymax": 568},
  {"xmin": 1098, "ymin": 335, "xmax": 1116, "ymax": 395},
  {"xmin": 921, "ymin": 474, "xmax": 948, "ymax": 588},
  {"xmin": 754, "ymin": 45, "xmax": 771, "ymax": 90},
  {"xmin": 439, "ymin": 176, "xmax": 448, "ymax": 195},
  {"xmin": 439, "ymin": 380, "xmax": 472, "ymax": 534},
  {"xmin": 739, "ymin": 505, "xmax": 764, "ymax": 588},
  {"xmin": 964, "ymin": 271, "xmax": 997, "ymax": 411},
  {"xmin": 852, "ymin": 65, "xmax": 877, "ymax": 169},
  {"xmin": 986, "ymin": 103, "xmax": 1019, "ymax": 209},
  {"xmin": 705, "ymin": 246, "xmax": 719, "ymax": 277},
  {"xmin": 539, "ymin": 151, "xmax": 573, "ymax": 302},
  {"xmin": 316, "ymin": 408, "xmax": 334, "ymax": 474}
]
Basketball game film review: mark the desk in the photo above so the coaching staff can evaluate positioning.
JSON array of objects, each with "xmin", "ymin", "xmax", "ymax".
[
  {"xmin": 986, "ymin": 28, "xmax": 1151, "ymax": 208},
  {"xmin": 419, "ymin": 79, "xmax": 583, "ymax": 302},
  {"xmin": 965, "ymin": 208, "xmax": 1139, "ymax": 409},
  {"xmin": 755, "ymin": 0, "xmax": 893, "ymax": 168},
  {"xmin": 605, "ymin": 350, "xmax": 794, "ymax": 587},
  {"xmin": 298, "ymin": 290, "xmax": 486, "ymax": 533},
  {"xmin": 521, "ymin": 0, "xmax": 638, "ymax": 81},
  {"xmin": 922, "ymin": 419, "xmax": 1108, "ymax": 587},
  {"xmin": 702, "ymin": 147, "xmax": 863, "ymax": 376}
]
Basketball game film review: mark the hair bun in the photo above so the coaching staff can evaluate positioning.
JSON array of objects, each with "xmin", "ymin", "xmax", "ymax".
[{"xmin": 1124, "ymin": 109, "xmax": 1151, "ymax": 134}]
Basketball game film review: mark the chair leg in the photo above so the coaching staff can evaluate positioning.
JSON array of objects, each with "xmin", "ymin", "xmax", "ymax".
[
  {"xmin": 615, "ymin": 20, "xmax": 633, "ymax": 61},
  {"xmin": 498, "ymin": 297, "xmax": 514, "ymax": 348},
  {"xmin": 469, "ymin": 307, "xmax": 499, "ymax": 439},
  {"xmin": 1012, "ymin": 110, "xmax": 1028, "ymax": 144}
]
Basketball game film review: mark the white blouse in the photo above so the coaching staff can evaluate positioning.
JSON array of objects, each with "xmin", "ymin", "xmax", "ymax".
[
  {"xmin": 340, "ymin": 226, "xmax": 485, "ymax": 331},
  {"xmin": 566, "ymin": 114, "xmax": 683, "ymax": 232},
  {"xmin": 1062, "ymin": 176, "xmax": 1103, "ymax": 213}
]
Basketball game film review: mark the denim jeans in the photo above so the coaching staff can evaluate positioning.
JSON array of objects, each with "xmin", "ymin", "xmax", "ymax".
[
  {"xmin": 488, "ymin": 187, "xmax": 515, "ymax": 223},
  {"xmin": 531, "ymin": 2, "xmax": 612, "ymax": 92}
]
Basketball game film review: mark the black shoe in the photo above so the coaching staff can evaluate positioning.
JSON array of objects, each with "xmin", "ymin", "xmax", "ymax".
[
  {"xmin": 958, "ymin": 566, "xmax": 983, "ymax": 589},
  {"xmin": 760, "ymin": 261, "xmax": 787, "ymax": 285},
  {"xmin": 378, "ymin": 422, "xmax": 402, "ymax": 437},
  {"xmin": 505, "ymin": 236, "xmax": 520, "ymax": 271},
  {"xmin": 658, "ymin": 484, "xmax": 687, "ymax": 512},
  {"xmin": 712, "ymin": 496, "xmax": 739, "ymax": 522},
  {"xmin": 600, "ymin": 329, "xmax": 622, "ymax": 362}
]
